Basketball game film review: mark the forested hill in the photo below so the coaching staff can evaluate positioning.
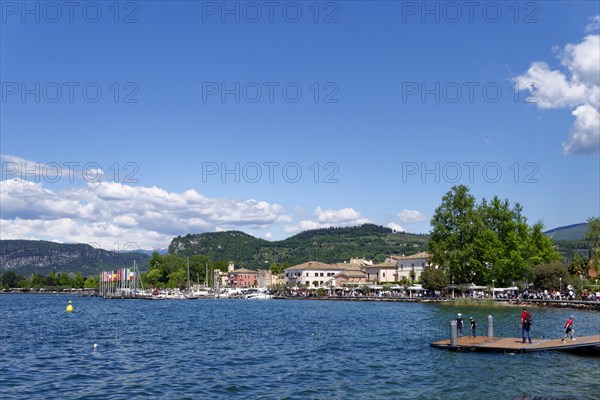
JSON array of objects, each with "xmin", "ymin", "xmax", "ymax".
[
  {"xmin": 168, "ymin": 224, "xmax": 429, "ymax": 268},
  {"xmin": 544, "ymin": 223, "xmax": 588, "ymax": 241},
  {"xmin": 0, "ymin": 240, "xmax": 150, "ymax": 276}
]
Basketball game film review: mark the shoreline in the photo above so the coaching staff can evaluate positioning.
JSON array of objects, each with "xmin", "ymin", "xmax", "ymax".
[
  {"xmin": 2, "ymin": 292, "xmax": 599, "ymax": 311},
  {"xmin": 272, "ymin": 296, "xmax": 600, "ymax": 311}
]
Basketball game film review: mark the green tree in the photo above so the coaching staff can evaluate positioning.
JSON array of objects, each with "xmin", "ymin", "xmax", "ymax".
[
  {"xmin": 73, "ymin": 272, "xmax": 85, "ymax": 288},
  {"xmin": 270, "ymin": 262, "xmax": 284, "ymax": 275},
  {"xmin": 429, "ymin": 185, "xmax": 482, "ymax": 284},
  {"xmin": 569, "ymin": 254, "xmax": 587, "ymax": 276},
  {"xmin": 1, "ymin": 271, "xmax": 19, "ymax": 288},
  {"xmin": 399, "ymin": 276, "xmax": 411, "ymax": 287},
  {"xmin": 188, "ymin": 254, "xmax": 212, "ymax": 285},
  {"xmin": 532, "ymin": 261, "xmax": 569, "ymax": 290},
  {"xmin": 429, "ymin": 186, "xmax": 560, "ymax": 286},
  {"xmin": 58, "ymin": 272, "xmax": 72, "ymax": 288},
  {"xmin": 149, "ymin": 251, "xmax": 162, "ymax": 271},
  {"xmin": 84, "ymin": 276, "xmax": 98, "ymax": 289},
  {"xmin": 47, "ymin": 271, "xmax": 58, "ymax": 287},
  {"xmin": 167, "ymin": 269, "xmax": 187, "ymax": 288},
  {"xmin": 145, "ymin": 268, "xmax": 163, "ymax": 286},
  {"xmin": 30, "ymin": 272, "xmax": 47, "ymax": 288},
  {"xmin": 420, "ymin": 266, "xmax": 449, "ymax": 291},
  {"xmin": 213, "ymin": 260, "xmax": 229, "ymax": 272}
]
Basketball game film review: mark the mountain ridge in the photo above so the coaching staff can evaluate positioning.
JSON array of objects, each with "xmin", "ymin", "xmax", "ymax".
[
  {"xmin": 0, "ymin": 240, "xmax": 150, "ymax": 276},
  {"xmin": 168, "ymin": 224, "xmax": 430, "ymax": 267}
]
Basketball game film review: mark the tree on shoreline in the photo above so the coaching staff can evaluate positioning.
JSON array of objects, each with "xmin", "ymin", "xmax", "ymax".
[
  {"xmin": 420, "ymin": 266, "xmax": 449, "ymax": 292},
  {"xmin": 428, "ymin": 185, "xmax": 560, "ymax": 286}
]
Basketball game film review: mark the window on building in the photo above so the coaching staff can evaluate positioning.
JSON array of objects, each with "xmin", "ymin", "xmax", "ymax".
[
  {"xmin": 306, "ymin": 272, "xmax": 309, "ymax": 277},
  {"xmin": 383, "ymin": 272, "xmax": 386, "ymax": 277},
  {"xmin": 320, "ymin": 272, "xmax": 324, "ymax": 277}
]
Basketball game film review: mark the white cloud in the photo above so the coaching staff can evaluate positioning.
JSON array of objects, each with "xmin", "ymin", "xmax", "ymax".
[
  {"xmin": 563, "ymin": 104, "xmax": 600, "ymax": 154},
  {"xmin": 386, "ymin": 223, "xmax": 405, "ymax": 232},
  {"xmin": 513, "ymin": 30, "xmax": 600, "ymax": 155},
  {"xmin": 585, "ymin": 15, "xmax": 600, "ymax": 33},
  {"xmin": 398, "ymin": 209, "xmax": 427, "ymax": 223},
  {"xmin": 1, "ymin": 154, "xmax": 82, "ymax": 182},
  {"xmin": 283, "ymin": 207, "xmax": 370, "ymax": 234},
  {"xmin": 561, "ymin": 35, "xmax": 600, "ymax": 86},
  {"xmin": 0, "ymin": 178, "xmax": 289, "ymax": 249},
  {"xmin": 264, "ymin": 232, "xmax": 272, "ymax": 240},
  {"xmin": 315, "ymin": 206, "xmax": 369, "ymax": 224},
  {"xmin": 397, "ymin": 209, "xmax": 427, "ymax": 223}
]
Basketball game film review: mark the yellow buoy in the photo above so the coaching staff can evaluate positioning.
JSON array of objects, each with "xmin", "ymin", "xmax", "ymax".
[{"xmin": 66, "ymin": 300, "xmax": 74, "ymax": 313}]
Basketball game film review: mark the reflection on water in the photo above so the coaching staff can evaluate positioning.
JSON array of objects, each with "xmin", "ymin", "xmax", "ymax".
[{"xmin": 1, "ymin": 295, "xmax": 599, "ymax": 399}]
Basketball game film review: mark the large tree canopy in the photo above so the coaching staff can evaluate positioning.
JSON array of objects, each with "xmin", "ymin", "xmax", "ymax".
[{"xmin": 428, "ymin": 185, "xmax": 560, "ymax": 286}]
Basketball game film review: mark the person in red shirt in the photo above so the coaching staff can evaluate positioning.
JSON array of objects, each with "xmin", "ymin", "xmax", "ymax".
[
  {"xmin": 561, "ymin": 315, "xmax": 575, "ymax": 342},
  {"xmin": 520, "ymin": 307, "xmax": 532, "ymax": 343}
]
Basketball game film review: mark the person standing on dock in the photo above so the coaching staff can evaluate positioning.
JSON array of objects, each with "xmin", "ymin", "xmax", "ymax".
[
  {"xmin": 520, "ymin": 307, "xmax": 532, "ymax": 343},
  {"xmin": 456, "ymin": 313, "xmax": 464, "ymax": 338},
  {"xmin": 561, "ymin": 315, "xmax": 575, "ymax": 342},
  {"xmin": 469, "ymin": 317, "xmax": 476, "ymax": 338}
]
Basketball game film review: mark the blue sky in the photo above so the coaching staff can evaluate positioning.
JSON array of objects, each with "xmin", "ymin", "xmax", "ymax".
[{"xmin": 1, "ymin": 1, "xmax": 599, "ymax": 250}]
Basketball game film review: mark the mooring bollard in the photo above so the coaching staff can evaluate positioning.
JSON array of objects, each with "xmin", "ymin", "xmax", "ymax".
[
  {"xmin": 487, "ymin": 315, "xmax": 493, "ymax": 337},
  {"xmin": 450, "ymin": 320, "xmax": 457, "ymax": 346}
]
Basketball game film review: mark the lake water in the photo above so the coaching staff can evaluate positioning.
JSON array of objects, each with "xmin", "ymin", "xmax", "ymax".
[{"xmin": 1, "ymin": 295, "xmax": 599, "ymax": 399}]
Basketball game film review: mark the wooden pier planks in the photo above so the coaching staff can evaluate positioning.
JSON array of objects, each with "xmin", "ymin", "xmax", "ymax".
[{"xmin": 430, "ymin": 335, "xmax": 600, "ymax": 353}]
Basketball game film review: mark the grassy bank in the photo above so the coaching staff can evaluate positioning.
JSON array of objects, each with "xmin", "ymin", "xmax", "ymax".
[{"xmin": 443, "ymin": 298, "xmax": 505, "ymax": 308}]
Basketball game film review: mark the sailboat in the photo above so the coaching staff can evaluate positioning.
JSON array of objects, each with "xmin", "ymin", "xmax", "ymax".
[{"xmin": 184, "ymin": 257, "xmax": 200, "ymax": 299}]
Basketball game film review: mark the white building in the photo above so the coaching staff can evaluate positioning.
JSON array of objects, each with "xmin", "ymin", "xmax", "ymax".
[
  {"xmin": 363, "ymin": 262, "xmax": 398, "ymax": 282},
  {"xmin": 284, "ymin": 261, "xmax": 366, "ymax": 288},
  {"xmin": 284, "ymin": 261, "xmax": 340, "ymax": 288},
  {"xmin": 385, "ymin": 252, "xmax": 432, "ymax": 281}
]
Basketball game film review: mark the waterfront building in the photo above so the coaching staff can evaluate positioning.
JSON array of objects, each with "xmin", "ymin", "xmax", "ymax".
[
  {"xmin": 386, "ymin": 252, "xmax": 432, "ymax": 281},
  {"xmin": 284, "ymin": 260, "xmax": 370, "ymax": 288},
  {"xmin": 270, "ymin": 273, "xmax": 285, "ymax": 286},
  {"xmin": 227, "ymin": 261, "xmax": 259, "ymax": 287},
  {"xmin": 257, "ymin": 269, "xmax": 272, "ymax": 288},
  {"xmin": 284, "ymin": 261, "xmax": 342, "ymax": 288},
  {"xmin": 331, "ymin": 269, "xmax": 368, "ymax": 286},
  {"xmin": 364, "ymin": 261, "xmax": 398, "ymax": 282}
]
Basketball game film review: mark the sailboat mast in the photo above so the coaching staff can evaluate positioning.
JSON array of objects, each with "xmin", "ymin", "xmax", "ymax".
[{"xmin": 186, "ymin": 257, "xmax": 191, "ymax": 292}]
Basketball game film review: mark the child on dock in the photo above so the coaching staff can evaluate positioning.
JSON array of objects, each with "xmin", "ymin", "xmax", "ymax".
[
  {"xmin": 469, "ymin": 317, "xmax": 476, "ymax": 338},
  {"xmin": 561, "ymin": 315, "xmax": 575, "ymax": 342}
]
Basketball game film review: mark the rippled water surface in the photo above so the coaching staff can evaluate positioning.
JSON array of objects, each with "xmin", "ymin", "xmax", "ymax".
[{"xmin": 1, "ymin": 295, "xmax": 599, "ymax": 399}]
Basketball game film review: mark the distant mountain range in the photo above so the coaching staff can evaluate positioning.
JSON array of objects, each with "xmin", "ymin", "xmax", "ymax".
[
  {"xmin": 544, "ymin": 223, "xmax": 589, "ymax": 241},
  {"xmin": 169, "ymin": 224, "xmax": 429, "ymax": 268},
  {"xmin": 1, "ymin": 222, "xmax": 591, "ymax": 276},
  {"xmin": 130, "ymin": 248, "xmax": 169, "ymax": 256},
  {"xmin": 0, "ymin": 240, "xmax": 150, "ymax": 277}
]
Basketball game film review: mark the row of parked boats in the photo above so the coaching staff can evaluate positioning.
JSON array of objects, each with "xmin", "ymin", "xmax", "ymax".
[{"xmin": 102, "ymin": 287, "xmax": 273, "ymax": 300}]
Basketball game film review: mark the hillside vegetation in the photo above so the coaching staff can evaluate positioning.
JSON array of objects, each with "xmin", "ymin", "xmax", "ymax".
[{"xmin": 169, "ymin": 224, "xmax": 429, "ymax": 268}]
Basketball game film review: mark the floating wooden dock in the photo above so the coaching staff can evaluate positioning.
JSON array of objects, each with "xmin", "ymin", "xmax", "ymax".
[{"xmin": 430, "ymin": 335, "xmax": 600, "ymax": 353}]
